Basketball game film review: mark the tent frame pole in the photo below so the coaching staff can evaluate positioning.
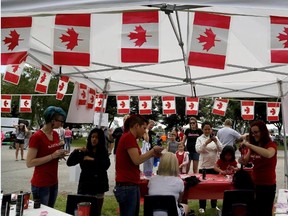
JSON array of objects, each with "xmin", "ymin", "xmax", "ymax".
[
  {"xmin": 278, "ymin": 80, "xmax": 288, "ymax": 188},
  {"xmin": 97, "ymin": 78, "xmax": 109, "ymax": 128}
]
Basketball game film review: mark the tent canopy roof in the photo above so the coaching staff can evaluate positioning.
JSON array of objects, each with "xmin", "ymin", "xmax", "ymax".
[{"xmin": 2, "ymin": 1, "xmax": 288, "ymax": 98}]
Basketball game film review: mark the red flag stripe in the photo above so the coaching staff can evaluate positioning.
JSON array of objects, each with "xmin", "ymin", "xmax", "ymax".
[
  {"xmin": 268, "ymin": 102, "xmax": 280, "ymax": 107},
  {"xmin": 55, "ymin": 14, "xmax": 91, "ymax": 27},
  {"xmin": 188, "ymin": 52, "xmax": 226, "ymax": 69},
  {"xmin": 163, "ymin": 110, "xmax": 176, "ymax": 115},
  {"xmin": 41, "ymin": 65, "xmax": 52, "ymax": 73},
  {"xmin": 193, "ymin": 13, "xmax": 231, "ymax": 29},
  {"xmin": 186, "ymin": 97, "xmax": 199, "ymax": 102},
  {"xmin": 212, "ymin": 109, "xmax": 225, "ymax": 116},
  {"xmin": 35, "ymin": 84, "xmax": 47, "ymax": 93},
  {"xmin": 3, "ymin": 72, "xmax": 20, "ymax": 85},
  {"xmin": 117, "ymin": 96, "xmax": 129, "ymax": 100},
  {"xmin": 139, "ymin": 96, "xmax": 152, "ymax": 100},
  {"xmin": 270, "ymin": 16, "xmax": 288, "ymax": 24},
  {"xmin": 121, "ymin": 49, "xmax": 158, "ymax": 63},
  {"xmin": 56, "ymin": 93, "xmax": 64, "ymax": 100},
  {"xmin": 271, "ymin": 50, "xmax": 288, "ymax": 63},
  {"xmin": 60, "ymin": 76, "xmax": 69, "ymax": 82},
  {"xmin": 54, "ymin": 52, "xmax": 90, "ymax": 66},
  {"xmin": 1, "ymin": 95, "xmax": 12, "ymax": 100},
  {"xmin": 1, "ymin": 52, "xmax": 27, "ymax": 65},
  {"xmin": 20, "ymin": 107, "xmax": 31, "ymax": 112},
  {"xmin": 139, "ymin": 110, "xmax": 152, "ymax": 115},
  {"xmin": 123, "ymin": 11, "xmax": 158, "ymax": 24},
  {"xmin": 1, "ymin": 17, "xmax": 32, "ymax": 28},
  {"xmin": 242, "ymin": 101, "xmax": 254, "ymax": 106},
  {"xmin": 118, "ymin": 109, "xmax": 130, "ymax": 114},
  {"xmin": 162, "ymin": 96, "xmax": 175, "ymax": 101},
  {"xmin": 268, "ymin": 116, "xmax": 279, "ymax": 121},
  {"xmin": 21, "ymin": 95, "xmax": 31, "ymax": 100}
]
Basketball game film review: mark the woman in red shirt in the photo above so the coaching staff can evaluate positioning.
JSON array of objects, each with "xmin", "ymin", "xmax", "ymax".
[
  {"xmin": 239, "ymin": 120, "xmax": 277, "ymax": 216},
  {"xmin": 26, "ymin": 106, "xmax": 68, "ymax": 207}
]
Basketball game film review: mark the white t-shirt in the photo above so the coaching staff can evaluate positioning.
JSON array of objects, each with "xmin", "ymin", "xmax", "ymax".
[
  {"xmin": 148, "ymin": 175, "xmax": 184, "ymax": 216},
  {"xmin": 217, "ymin": 126, "xmax": 241, "ymax": 146}
]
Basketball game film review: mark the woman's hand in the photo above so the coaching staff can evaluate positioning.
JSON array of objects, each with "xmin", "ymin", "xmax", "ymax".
[
  {"xmin": 84, "ymin": 156, "xmax": 94, "ymax": 161},
  {"xmin": 51, "ymin": 149, "xmax": 68, "ymax": 159},
  {"xmin": 153, "ymin": 146, "xmax": 163, "ymax": 157}
]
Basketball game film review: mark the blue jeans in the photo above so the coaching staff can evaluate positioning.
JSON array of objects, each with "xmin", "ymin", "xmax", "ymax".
[
  {"xmin": 64, "ymin": 137, "xmax": 71, "ymax": 151},
  {"xmin": 113, "ymin": 185, "xmax": 140, "ymax": 216},
  {"xmin": 31, "ymin": 184, "xmax": 58, "ymax": 208}
]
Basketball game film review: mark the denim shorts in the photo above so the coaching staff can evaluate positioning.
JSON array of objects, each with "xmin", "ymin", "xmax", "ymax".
[{"xmin": 189, "ymin": 152, "xmax": 199, "ymax": 161}]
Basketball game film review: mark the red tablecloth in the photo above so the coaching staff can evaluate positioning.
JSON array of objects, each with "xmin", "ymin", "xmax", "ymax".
[{"xmin": 139, "ymin": 174, "xmax": 234, "ymax": 200}]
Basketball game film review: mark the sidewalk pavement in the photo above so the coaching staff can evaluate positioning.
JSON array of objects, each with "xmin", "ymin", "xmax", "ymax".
[{"xmin": 1, "ymin": 146, "xmax": 287, "ymax": 196}]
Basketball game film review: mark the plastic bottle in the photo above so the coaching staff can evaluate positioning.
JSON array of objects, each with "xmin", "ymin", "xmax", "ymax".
[{"xmin": 202, "ymin": 167, "xmax": 206, "ymax": 180}]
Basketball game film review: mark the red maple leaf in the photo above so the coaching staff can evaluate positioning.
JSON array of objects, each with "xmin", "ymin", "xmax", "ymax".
[
  {"xmin": 197, "ymin": 28, "xmax": 221, "ymax": 51},
  {"xmin": 277, "ymin": 27, "xmax": 288, "ymax": 48},
  {"xmin": 98, "ymin": 100, "xmax": 102, "ymax": 106},
  {"xmin": 58, "ymin": 82, "xmax": 65, "ymax": 91},
  {"xmin": 128, "ymin": 25, "xmax": 151, "ymax": 47},
  {"xmin": 59, "ymin": 28, "xmax": 82, "ymax": 50},
  {"xmin": 12, "ymin": 65, "xmax": 19, "ymax": 73},
  {"xmin": 3, "ymin": 30, "xmax": 23, "ymax": 51},
  {"xmin": 40, "ymin": 73, "xmax": 46, "ymax": 83}
]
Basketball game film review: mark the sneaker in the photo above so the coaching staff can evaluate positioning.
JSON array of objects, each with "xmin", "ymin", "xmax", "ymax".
[{"xmin": 199, "ymin": 208, "xmax": 205, "ymax": 214}]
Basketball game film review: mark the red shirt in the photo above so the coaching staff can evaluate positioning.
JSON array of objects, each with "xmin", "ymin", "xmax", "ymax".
[
  {"xmin": 176, "ymin": 152, "xmax": 184, "ymax": 165},
  {"xmin": 64, "ymin": 129, "xmax": 72, "ymax": 138},
  {"xmin": 29, "ymin": 130, "xmax": 61, "ymax": 187},
  {"xmin": 115, "ymin": 132, "xmax": 141, "ymax": 184},
  {"xmin": 251, "ymin": 141, "xmax": 277, "ymax": 185},
  {"xmin": 216, "ymin": 159, "xmax": 238, "ymax": 170}
]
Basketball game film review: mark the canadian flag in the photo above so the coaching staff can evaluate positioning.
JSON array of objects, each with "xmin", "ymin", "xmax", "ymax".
[
  {"xmin": 1, "ymin": 95, "xmax": 12, "ymax": 113},
  {"xmin": 267, "ymin": 102, "xmax": 280, "ymax": 122},
  {"xmin": 270, "ymin": 16, "xmax": 288, "ymax": 63},
  {"xmin": 53, "ymin": 14, "xmax": 91, "ymax": 66},
  {"xmin": 94, "ymin": 93, "xmax": 107, "ymax": 113},
  {"xmin": 3, "ymin": 62, "xmax": 25, "ymax": 85},
  {"xmin": 212, "ymin": 99, "xmax": 229, "ymax": 116},
  {"xmin": 241, "ymin": 101, "xmax": 255, "ymax": 120},
  {"xmin": 56, "ymin": 76, "xmax": 69, "ymax": 100},
  {"xmin": 1, "ymin": 16, "xmax": 32, "ymax": 65},
  {"xmin": 186, "ymin": 97, "xmax": 199, "ymax": 116},
  {"xmin": 78, "ymin": 83, "xmax": 87, "ymax": 106},
  {"xmin": 20, "ymin": 95, "xmax": 32, "ymax": 113},
  {"xmin": 87, "ymin": 88, "xmax": 96, "ymax": 109},
  {"xmin": 35, "ymin": 65, "xmax": 52, "ymax": 93},
  {"xmin": 188, "ymin": 13, "xmax": 231, "ymax": 69},
  {"xmin": 162, "ymin": 96, "xmax": 176, "ymax": 115},
  {"xmin": 121, "ymin": 11, "xmax": 159, "ymax": 63},
  {"xmin": 138, "ymin": 96, "xmax": 152, "ymax": 115},
  {"xmin": 117, "ymin": 95, "xmax": 130, "ymax": 115}
]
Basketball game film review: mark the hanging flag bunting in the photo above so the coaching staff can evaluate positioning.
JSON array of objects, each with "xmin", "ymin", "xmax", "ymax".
[
  {"xmin": 87, "ymin": 88, "xmax": 96, "ymax": 109},
  {"xmin": 162, "ymin": 96, "xmax": 176, "ymax": 115},
  {"xmin": 117, "ymin": 95, "xmax": 130, "ymax": 114},
  {"xmin": 270, "ymin": 16, "xmax": 288, "ymax": 63},
  {"xmin": 3, "ymin": 62, "xmax": 25, "ymax": 85},
  {"xmin": 20, "ymin": 95, "xmax": 32, "ymax": 113},
  {"xmin": 1, "ymin": 95, "xmax": 12, "ymax": 113},
  {"xmin": 283, "ymin": 95, "xmax": 288, "ymax": 133},
  {"xmin": 186, "ymin": 97, "xmax": 199, "ymax": 116},
  {"xmin": 56, "ymin": 76, "xmax": 69, "ymax": 100},
  {"xmin": 94, "ymin": 93, "xmax": 107, "ymax": 113},
  {"xmin": 212, "ymin": 99, "xmax": 229, "ymax": 116},
  {"xmin": 188, "ymin": 12, "xmax": 231, "ymax": 69},
  {"xmin": 35, "ymin": 65, "xmax": 52, "ymax": 93},
  {"xmin": 121, "ymin": 11, "xmax": 159, "ymax": 63},
  {"xmin": 1, "ymin": 16, "xmax": 32, "ymax": 65},
  {"xmin": 267, "ymin": 102, "xmax": 280, "ymax": 122},
  {"xmin": 241, "ymin": 101, "xmax": 255, "ymax": 120},
  {"xmin": 53, "ymin": 14, "xmax": 91, "ymax": 66},
  {"xmin": 138, "ymin": 96, "xmax": 152, "ymax": 115},
  {"xmin": 78, "ymin": 83, "xmax": 87, "ymax": 106}
]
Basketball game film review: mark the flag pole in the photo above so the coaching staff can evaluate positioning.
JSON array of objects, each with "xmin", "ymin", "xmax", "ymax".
[{"xmin": 97, "ymin": 79, "xmax": 109, "ymax": 128}]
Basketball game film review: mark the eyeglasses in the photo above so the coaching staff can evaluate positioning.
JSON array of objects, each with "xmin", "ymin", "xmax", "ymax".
[
  {"xmin": 55, "ymin": 119, "xmax": 64, "ymax": 123},
  {"xmin": 190, "ymin": 122, "xmax": 196, "ymax": 124},
  {"xmin": 251, "ymin": 130, "xmax": 260, "ymax": 135}
]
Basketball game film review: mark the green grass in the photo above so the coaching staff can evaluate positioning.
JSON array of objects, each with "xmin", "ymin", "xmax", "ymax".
[
  {"xmin": 55, "ymin": 193, "xmax": 222, "ymax": 216},
  {"xmin": 71, "ymin": 137, "xmax": 87, "ymax": 147}
]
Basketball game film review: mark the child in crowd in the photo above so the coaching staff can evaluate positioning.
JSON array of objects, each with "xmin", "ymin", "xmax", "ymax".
[
  {"xmin": 175, "ymin": 142, "xmax": 189, "ymax": 174},
  {"xmin": 167, "ymin": 132, "xmax": 179, "ymax": 154},
  {"xmin": 214, "ymin": 145, "xmax": 239, "ymax": 175}
]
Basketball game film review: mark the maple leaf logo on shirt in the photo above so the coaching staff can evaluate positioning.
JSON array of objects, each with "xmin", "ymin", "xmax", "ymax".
[
  {"xmin": 128, "ymin": 25, "xmax": 151, "ymax": 47},
  {"xmin": 197, "ymin": 28, "xmax": 221, "ymax": 51},
  {"xmin": 277, "ymin": 27, "xmax": 288, "ymax": 48},
  {"xmin": 59, "ymin": 28, "xmax": 82, "ymax": 50},
  {"xmin": 3, "ymin": 30, "xmax": 23, "ymax": 51}
]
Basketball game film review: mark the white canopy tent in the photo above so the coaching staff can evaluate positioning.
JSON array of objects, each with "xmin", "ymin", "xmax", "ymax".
[{"xmin": 2, "ymin": 1, "xmax": 288, "ymax": 185}]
